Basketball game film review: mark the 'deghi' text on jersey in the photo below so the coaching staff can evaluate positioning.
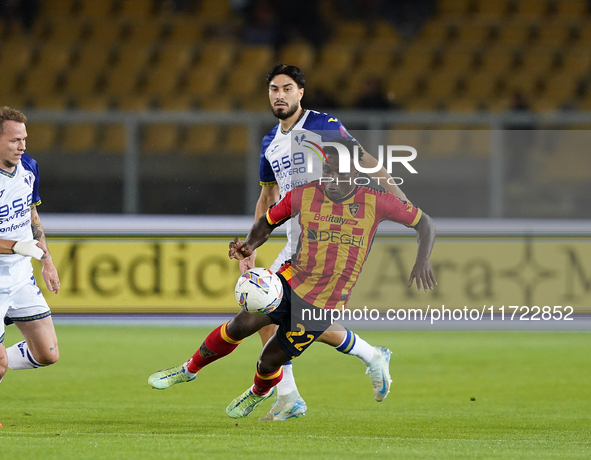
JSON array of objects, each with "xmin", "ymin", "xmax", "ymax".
[
  {"xmin": 0, "ymin": 153, "xmax": 41, "ymax": 288},
  {"xmin": 259, "ymin": 110, "xmax": 352, "ymax": 198}
]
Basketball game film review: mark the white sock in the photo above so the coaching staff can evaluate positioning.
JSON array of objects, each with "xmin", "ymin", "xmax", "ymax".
[
  {"xmin": 276, "ymin": 362, "xmax": 298, "ymax": 396},
  {"xmin": 183, "ymin": 361, "xmax": 197, "ymax": 378},
  {"xmin": 338, "ymin": 333, "xmax": 376, "ymax": 366},
  {"xmin": 6, "ymin": 340, "xmax": 43, "ymax": 370}
]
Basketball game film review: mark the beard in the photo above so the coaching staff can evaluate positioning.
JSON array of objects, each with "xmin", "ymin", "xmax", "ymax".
[{"xmin": 271, "ymin": 102, "xmax": 299, "ymax": 120}]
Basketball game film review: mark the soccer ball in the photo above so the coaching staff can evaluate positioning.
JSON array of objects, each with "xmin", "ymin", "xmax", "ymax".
[{"xmin": 235, "ymin": 268, "xmax": 283, "ymax": 315}]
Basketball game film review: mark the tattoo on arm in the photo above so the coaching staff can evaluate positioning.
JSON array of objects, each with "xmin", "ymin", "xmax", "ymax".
[
  {"xmin": 30, "ymin": 208, "xmax": 52, "ymax": 260},
  {"xmin": 31, "ymin": 211, "xmax": 45, "ymax": 241}
]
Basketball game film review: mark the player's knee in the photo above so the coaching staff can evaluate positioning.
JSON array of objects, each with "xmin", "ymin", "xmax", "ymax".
[
  {"xmin": 0, "ymin": 355, "xmax": 7, "ymax": 378},
  {"xmin": 227, "ymin": 312, "xmax": 269, "ymax": 340},
  {"xmin": 35, "ymin": 346, "xmax": 59, "ymax": 366}
]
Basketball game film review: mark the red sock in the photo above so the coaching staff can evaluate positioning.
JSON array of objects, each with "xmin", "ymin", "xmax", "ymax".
[
  {"xmin": 186, "ymin": 322, "xmax": 242, "ymax": 373},
  {"xmin": 253, "ymin": 367, "xmax": 283, "ymax": 395}
]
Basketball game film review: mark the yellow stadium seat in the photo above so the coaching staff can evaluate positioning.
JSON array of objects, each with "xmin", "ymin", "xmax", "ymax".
[
  {"xmin": 514, "ymin": 0, "xmax": 550, "ymax": 19},
  {"xmin": 573, "ymin": 19, "xmax": 591, "ymax": 45},
  {"xmin": 26, "ymin": 123, "xmax": 57, "ymax": 151},
  {"xmin": 77, "ymin": 0, "xmax": 116, "ymax": 17},
  {"xmin": 479, "ymin": 46, "xmax": 516, "ymax": 73},
  {"xmin": 541, "ymin": 72, "xmax": 581, "ymax": 101},
  {"xmin": 74, "ymin": 94, "xmax": 113, "ymax": 110},
  {"xmin": 439, "ymin": 45, "xmax": 477, "ymax": 72},
  {"xmin": 0, "ymin": 91, "xmax": 27, "ymax": 109},
  {"xmin": 86, "ymin": 19, "xmax": 125, "ymax": 44},
  {"xmin": 533, "ymin": 18, "xmax": 571, "ymax": 46},
  {"xmin": 163, "ymin": 17, "xmax": 204, "ymax": 44},
  {"xmin": 155, "ymin": 45, "xmax": 194, "ymax": 72},
  {"xmin": 528, "ymin": 98, "xmax": 562, "ymax": 112},
  {"xmin": 124, "ymin": 20, "xmax": 165, "ymax": 44},
  {"xmin": 118, "ymin": 0, "xmax": 154, "ymax": 18},
  {"xmin": 454, "ymin": 20, "xmax": 493, "ymax": 45},
  {"xmin": 235, "ymin": 45, "xmax": 273, "ymax": 73},
  {"xmin": 103, "ymin": 67, "xmax": 142, "ymax": 97},
  {"xmin": 553, "ymin": 0, "xmax": 589, "ymax": 19},
  {"xmin": 560, "ymin": 48, "xmax": 591, "ymax": 75},
  {"xmin": 157, "ymin": 94, "xmax": 196, "ymax": 111},
  {"xmin": 40, "ymin": 0, "xmax": 74, "ymax": 18},
  {"xmin": 341, "ymin": 71, "xmax": 386, "ymax": 108},
  {"xmin": 223, "ymin": 125, "xmax": 248, "ymax": 155},
  {"xmin": 113, "ymin": 44, "xmax": 154, "ymax": 72},
  {"xmin": 0, "ymin": 42, "xmax": 34, "ymax": 79},
  {"xmin": 241, "ymin": 95, "xmax": 271, "ymax": 111},
  {"xmin": 316, "ymin": 43, "xmax": 355, "ymax": 73},
  {"xmin": 61, "ymin": 124, "xmax": 97, "ymax": 152},
  {"xmin": 369, "ymin": 20, "xmax": 401, "ymax": 46},
  {"xmin": 34, "ymin": 43, "xmax": 73, "ymax": 72},
  {"xmin": 279, "ymin": 42, "xmax": 315, "ymax": 71},
  {"xmin": 142, "ymin": 67, "xmax": 180, "ymax": 97},
  {"xmin": 64, "ymin": 67, "xmax": 102, "ymax": 96},
  {"xmin": 357, "ymin": 44, "xmax": 396, "ymax": 75},
  {"xmin": 197, "ymin": 41, "xmax": 236, "ymax": 71},
  {"xmin": 502, "ymin": 68, "xmax": 541, "ymax": 97},
  {"xmin": 330, "ymin": 20, "xmax": 367, "ymax": 44},
  {"xmin": 493, "ymin": 19, "xmax": 534, "ymax": 45},
  {"xmin": 462, "ymin": 69, "xmax": 503, "ymax": 99},
  {"xmin": 416, "ymin": 20, "xmax": 451, "ymax": 43},
  {"xmin": 73, "ymin": 43, "xmax": 113, "ymax": 72},
  {"xmin": 116, "ymin": 94, "xmax": 154, "ymax": 111},
  {"xmin": 518, "ymin": 49, "xmax": 556, "ymax": 73},
  {"xmin": 404, "ymin": 97, "xmax": 440, "ymax": 112},
  {"xmin": 438, "ymin": 0, "xmax": 471, "ymax": 15},
  {"xmin": 31, "ymin": 94, "xmax": 70, "ymax": 110},
  {"xmin": 99, "ymin": 124, "xmax": 126, "ymax": 153},
  {"xmin": 225, "ymin": 71, "xmax": 264, "ymax": 101},
  {"xmin": 399, "ymin": 44, "xmax": 436, "ymax": 73},
  {"xmin": 142, "ymin": 124, "xmax": 179, "ymax": 153},
  {"xmin": 423, "ymin": 70, "xmax": 463, "ymax": 98},
  {"xmin": 182, "ymin": 125, "xmax": 219, "ymax": 155},
  {"xmin": 49, "ymin": 18, "xmax": 88, "ymax": 42},
  {"xmin": 183, "ymin": 67, "xmax": 220, "ymax": 98},
  {"xmin": 198, "ymin": 0, "xmax": 232, "ymax": 23},
  {"xmin": 445, "ymin": 97, "xmax": 481, "ymax": 112},
  {"xmin": 385, "ymin": 70, "xmax": 421, "ymax": 100},
  {"xmin": 200, "ymin": 95, "xmax": 234, "ymax": 111},
  {"xmin": 22, "ymin": 68, "xmax": 60, "ymax": 98},
  {"xmin": 474, "ymin": 0, "xmax": 509, "ymax": 19}
]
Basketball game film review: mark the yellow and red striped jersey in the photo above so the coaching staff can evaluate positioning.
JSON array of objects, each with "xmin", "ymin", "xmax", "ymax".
[{"xmin": 266, "ymin": 182, "xmax": 422, "ymax": 309}]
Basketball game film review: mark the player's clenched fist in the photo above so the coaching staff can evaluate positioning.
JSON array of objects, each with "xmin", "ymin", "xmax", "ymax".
[{"xmin": 229, "ymin": 237, "xmax": 253, "ymax": 260}]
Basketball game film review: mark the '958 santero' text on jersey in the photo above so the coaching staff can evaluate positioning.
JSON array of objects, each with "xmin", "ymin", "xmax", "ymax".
[{"xmin": 0, "ymin": 153, "xmax": 41, "ymax": 289}]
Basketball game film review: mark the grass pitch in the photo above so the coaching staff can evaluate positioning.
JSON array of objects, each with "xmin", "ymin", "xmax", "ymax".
[{"xmin": 0, "ymin": 325, "xmax": 590, "ymax": 459}]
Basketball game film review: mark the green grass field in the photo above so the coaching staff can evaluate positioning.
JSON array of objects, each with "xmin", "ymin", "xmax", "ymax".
[{"xmin": 0, "ymin": 325, "xmax": 590, "ymax": 459}]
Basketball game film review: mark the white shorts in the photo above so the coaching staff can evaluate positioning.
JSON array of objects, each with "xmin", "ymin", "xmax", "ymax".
[
  {"xmin": 270, "ymin": 242, "xmax": 293, "ymax": 273},
  {"xmin": 0, "ymin": 276, "xmax": 50, "ymax": 342}
]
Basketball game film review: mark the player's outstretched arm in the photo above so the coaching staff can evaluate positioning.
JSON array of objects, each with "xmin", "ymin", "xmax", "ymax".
[
  {"xmin": 229, "ymin": 215, "xmax": 274, "ymax": 261},
  {"xmin": 31, "ymin": 206, "xmax": 60, "ymax": 294},
  {"xmin": 408, "ymin": 212, "xmax": 437, "ymax": 292},
  {"xmin": 240, "ymin": 184, "xmax": 280, "ymax": 273}
]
